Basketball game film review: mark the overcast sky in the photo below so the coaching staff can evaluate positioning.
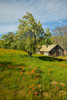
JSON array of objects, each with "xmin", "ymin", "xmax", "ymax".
[{"xmin": 0, "ymin": 0, "xmax": 67, "ymax": 34}]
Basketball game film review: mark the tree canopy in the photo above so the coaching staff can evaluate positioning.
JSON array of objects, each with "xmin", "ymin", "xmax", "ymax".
[{"xmin": 16, "ymin": 12, "xmax": 44, "ymax": 56}]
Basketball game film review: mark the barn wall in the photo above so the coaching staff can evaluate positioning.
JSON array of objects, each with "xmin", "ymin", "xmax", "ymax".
[
  {"xmin": 44, "ymin": 52, "xmax": 49, "ymax": 56},
  {"xmin": 40, "ymin": 51, "xmax": 44, "ymax": 55},
  {"xmin": 49, "ymin": 45, "xmax": 64, "ymax": 57},
  {"xmin": 37, "ymin": 51, "xmax": 40, "ymax": 54}
]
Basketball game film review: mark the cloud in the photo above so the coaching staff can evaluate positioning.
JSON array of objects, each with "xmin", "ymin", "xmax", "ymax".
[
  {"xmin": 0, "ymin": 0, "xmax": 67, "ymax": 33},
  {"xmin": 0, "ymin": 23, "xmax": 18, "ymax": 33}
]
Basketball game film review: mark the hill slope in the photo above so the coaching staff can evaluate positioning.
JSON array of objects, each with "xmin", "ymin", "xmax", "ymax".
[{"xmin": 0, "ymin": 48, "xmax": 67, "ymax": 100}]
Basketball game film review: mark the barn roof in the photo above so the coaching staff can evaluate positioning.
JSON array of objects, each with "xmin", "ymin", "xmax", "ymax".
[{"xmin": 40, "ymin": 44, "xmax": 60, "ymax": 52}]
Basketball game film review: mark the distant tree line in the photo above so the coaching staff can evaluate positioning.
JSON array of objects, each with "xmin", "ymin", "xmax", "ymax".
[{"xmin": 52, "ymin": 26, "xmax": 67, "ymax": 50}]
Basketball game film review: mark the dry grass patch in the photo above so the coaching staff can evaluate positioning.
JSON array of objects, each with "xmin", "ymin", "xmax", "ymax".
[
  {"xmin": 58, "ymin": 90, "xmax": 67, "ymax": 96},
  {"xmin": 43, "ymin": 92, "xmax": 50, "ymax": 97}
]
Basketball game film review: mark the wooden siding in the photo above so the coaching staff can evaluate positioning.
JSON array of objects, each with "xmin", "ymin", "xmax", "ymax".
[
  {"xmin": 49, "ymin": 45, "xmax": 64, "ymax": 57},
  {"xmin": 40, "ymin": 51, "xmax": 44, "ymax": 55}
]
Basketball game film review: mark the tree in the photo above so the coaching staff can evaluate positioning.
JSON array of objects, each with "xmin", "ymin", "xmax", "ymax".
[
  {"xmin": 52, "ymin": 26, "xmax": 67, "ymax": 50},
  {"xmin": 40, "ymin": 28, "xmax": 52, "ymax": 46},
  {"xmin": 44, "ymin": 28, "xmax": 52, "ymax": 47},
  {"xmin": 16, "ymin": 12, "xmax": 44, "ymax": 56},
  {"xmin": 0, "ymin": 40, "xmax": 3, "ymax": 48},
  {"xmin": 1, "ymin": 32, "xmax": 14, "ymax": 49}
]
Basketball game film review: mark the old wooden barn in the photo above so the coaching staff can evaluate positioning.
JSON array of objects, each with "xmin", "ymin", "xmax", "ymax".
[{"xmin": 39, "ymin": 44, "xmax": 64, "ymax": 57}]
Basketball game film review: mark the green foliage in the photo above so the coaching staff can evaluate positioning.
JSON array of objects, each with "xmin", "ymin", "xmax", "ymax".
[
  {"xmin": 1, "ymin": 32, "xmax": 15, "ymax": 49},
  {"xmin": 40, "ymin": 28, "xmax": 52, "ymax": 46},
  {"xmin": 16, "ymin": 12, "xmax": 44, "ymax": 56},
  {"xmin": 0, "ymin": 12, "xmax": 52, "ymax": 56}
]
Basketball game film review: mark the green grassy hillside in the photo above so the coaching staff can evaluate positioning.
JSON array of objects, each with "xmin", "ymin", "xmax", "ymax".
[{"xmin": 0, "ymin": 48, "xmax": 67, "ymax": 100}]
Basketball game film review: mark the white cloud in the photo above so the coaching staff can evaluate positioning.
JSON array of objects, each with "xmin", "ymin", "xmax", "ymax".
[{"xmin": 0, "ymin": 0, "xmax": 67, "ymax": 33}]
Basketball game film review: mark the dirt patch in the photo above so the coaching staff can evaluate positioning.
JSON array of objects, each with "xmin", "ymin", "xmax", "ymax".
[{"xmin": 51, "ymin": 81, "xmax": 57, "ymax": 85}]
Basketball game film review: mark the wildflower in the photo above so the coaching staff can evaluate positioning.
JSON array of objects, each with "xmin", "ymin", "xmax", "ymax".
[
  {"xmin": 35, "ymin": 92, "xmax": 37, "ymax": 95},
  {"xmin": 27, "ymin": 72, "xmax": 30, "ymax": 74},
  {"xmin": 4, "ymin": 71, "xmax": 6, "ymax": 74},
  {"xmin": 35, "ymin": 69, "xmax": 37, "ymax": 70},
  {"xmin": 29, "ymin": 91, "xmax": 31, "ymax": 94},
  {"xmin": 15, "ymin": 66, "xmax": 16, "ymax": 68},
  {"xmin": 62, "ymin": 84, "xmax": 64, "ymax": 86},
  {"xmin": 32, "ymin": 88, "xmax": 34, "ymax": 90},
  {"xmin": 22, "ymin": 68, "xmax": 24, "ymax": 71},
  {"xmin": 57, "ymin": 87, "xmax": 59, "ymax": 90},
  {"xmin": 8, "ymin": 65, "xmax": 11, "ymax": 68},
  {"xmin": 29, "ymin": 86, "xmax": 31, "ymax": 88},
  {"xmin": 20, "ymin": 70, "xmax": 22, "ymax": 72},
  {"xmin": 36, "ymin": 73, "xmax": 38, "ymax": 75},
  {"xmin": 31, "ymin": 70, "xmax": 35, "ymax": 73},
  {"xmin": 35, "ymin": 77, "xmax": 37, "ymax": 80},
  {"xmin": 41, "ymin": 69, "xmax": 42, "ymax": 71},
  {"xmin": 21, "ymin": 72, "xmax": 22, "ymax": 75},
  {"xmin": 12, "ymin": 59, "xmax": 15, "ymax": 62},
  {"xmin": 32, "ymin": 85, "xmax": 35, "ymax": 87},
  {"xmin": 30, "ymin": 75, "xmax": 31, "ymax": 77},
  {"xmin": 22, "ymin": 77, "xmax": 25, "ymax": 79},
  {"xmin": 38, "ymin": 84, "xmax": 41, "ymax": 88}
]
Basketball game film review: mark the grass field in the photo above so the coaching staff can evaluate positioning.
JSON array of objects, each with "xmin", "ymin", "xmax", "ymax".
[{"xmin": 0, "ymin": 48, "xmax": 67, "ymax": 100}]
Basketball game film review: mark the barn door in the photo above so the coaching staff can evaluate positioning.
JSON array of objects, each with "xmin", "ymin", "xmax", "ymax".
[
  {"xmin": 40, "ymin": 51, "xmax": 44, "ymax": 55},
  {"xmin": 56, "ymin": 51, "xmax": 59, "ymax": 56}
]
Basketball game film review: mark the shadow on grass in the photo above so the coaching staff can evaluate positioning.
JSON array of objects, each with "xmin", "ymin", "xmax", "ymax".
[
  {"xmin": 36, "ymin": 56, "xmax": 66, "ymax": 62},
  {"xmin": 14, "ymin": 63, "xmax": 28, "ymax": 67},
  {"xmin": 19, "ymin": 54, "xmax": 28, "ymax": 57},
  {"xmin": 0, "ymin": 61, "xmax": 12, "ymax": 65}
]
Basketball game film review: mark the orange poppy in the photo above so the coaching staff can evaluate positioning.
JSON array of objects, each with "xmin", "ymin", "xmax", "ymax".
[
  {"xmin": 22, "ymin": 77, "xmax": 25, "ymax": 79},
  {"xmin": 22, "ymin": 68, "xmax": 24, "ymax": 71},
  {"xmin": 38, "ymin": 85, "xmax": 41, "ymax": 87},
  {"xmin": 57, "ymin": 87, "xmax": 59, "ymax": 90},
  {"xmin": 15, "ymin": 66, "xmax": 16, "ymax": 68},
  {"xmin": 21, "ymin": 72, "xmax": 22, "ymax": 75},
  {"xmin": 35, "ymin": 92, "xmax": 37, "ymax": 95},
  {"xmin": 29, "ymin": 91, "xmax": 31, "ymax": 94},
  {"xmin": 30, "ymin": 75, "xmax": 31, "ymax": 77},
  {"xmin": 36, "ymin": 73, "xmax": 38, "ymax": 75},
  {"xmin": 29, "ymin": 86, "xmax": 31, "ymax": 88},
  {"xmin": 4, "ymin": 71, "xmax": 6, "ymax": 74},
  {"xmin": 32, "ymin": 88, "xmax": 34, "ymax": 90},
  {"xmin": 62, "ymin": 84, "xmax": 65, "ymax": 87},
  {"xmin": 27, "ymin": 72, "xmax": 30, "ymax": 74}
]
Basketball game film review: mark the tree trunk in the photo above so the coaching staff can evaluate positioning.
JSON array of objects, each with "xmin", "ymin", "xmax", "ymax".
[
  {"xmin": 28, "ymin": 52, "xmax": 32, "ymax": 57},
  {"xmin": 33, "ymin": 31, "xmax": 36, "ymax": 52}
]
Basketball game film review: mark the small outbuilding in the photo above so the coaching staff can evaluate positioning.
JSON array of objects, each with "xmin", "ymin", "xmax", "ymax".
[{"xmin": 39, "ymin": 44, "xmax": 64, "ymax": 57}]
